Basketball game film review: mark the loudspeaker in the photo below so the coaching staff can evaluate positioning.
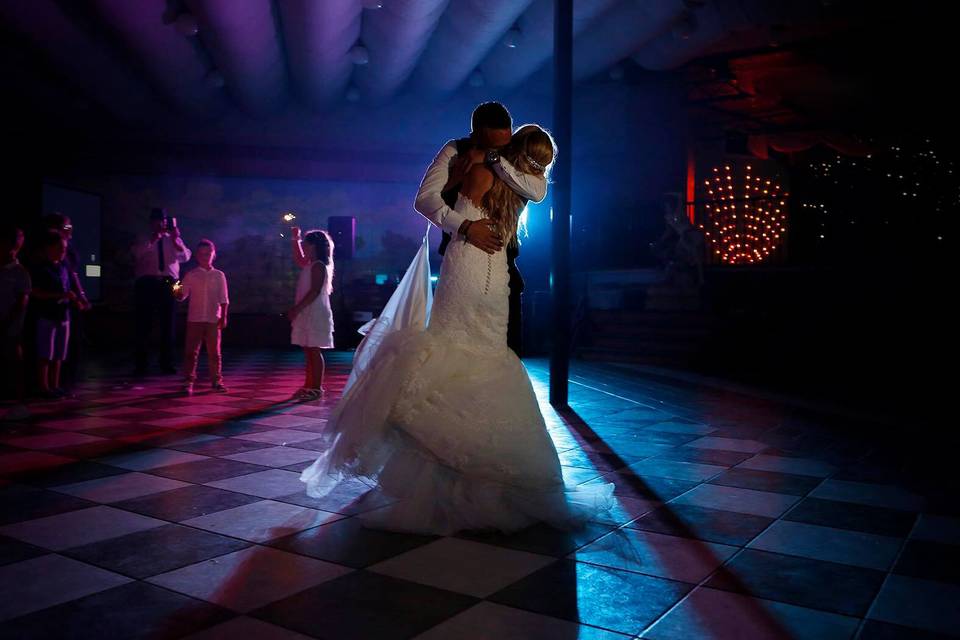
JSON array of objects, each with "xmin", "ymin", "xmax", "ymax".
[{"xmin": 327, "ymin": 215, "xmax": 356, "ymax": 260}]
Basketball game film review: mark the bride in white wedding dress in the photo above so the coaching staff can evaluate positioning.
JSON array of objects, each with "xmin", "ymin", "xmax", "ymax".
[{"xmin": 301, "ymin": 125, "xmax": 613, "ymax": 534}]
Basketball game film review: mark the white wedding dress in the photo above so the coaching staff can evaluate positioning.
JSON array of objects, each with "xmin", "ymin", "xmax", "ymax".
[{"xmin": 301, "ymin": 195, "xmax": 614, "ymax": 534}]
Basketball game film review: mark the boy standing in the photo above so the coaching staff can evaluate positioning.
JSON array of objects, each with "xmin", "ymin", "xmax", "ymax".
[
  {"xmin": 176, "ymin": 239, "xmax": 229, "ymax": 394},
  {"xmin": 29, "ymin": 232, "xmax": 74, "ymax": 398}
]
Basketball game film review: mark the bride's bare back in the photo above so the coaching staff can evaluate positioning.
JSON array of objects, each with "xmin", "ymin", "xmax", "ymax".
[{"xmin": 460, "ymin": 163, "xmax": 495, "ymax": 207}]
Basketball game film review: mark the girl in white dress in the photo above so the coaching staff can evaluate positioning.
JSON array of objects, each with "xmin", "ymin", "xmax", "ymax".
[
  {"xmin": 301, "ymin": 126, "xmax": 613, "ymax": 533},
  {"xmin": 288, "ymin": 228, "xmax": 334, "ymax": 400}
]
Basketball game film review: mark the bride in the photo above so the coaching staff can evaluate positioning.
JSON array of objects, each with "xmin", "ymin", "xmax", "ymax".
[{"xmin": 300, "ymin": 125, "xmax": 613, "ymax": 534}]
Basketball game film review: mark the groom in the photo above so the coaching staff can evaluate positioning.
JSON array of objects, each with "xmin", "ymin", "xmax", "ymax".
[{"xmin": 414, "ymin": 102, "xmax": 547, "ymax": 356}]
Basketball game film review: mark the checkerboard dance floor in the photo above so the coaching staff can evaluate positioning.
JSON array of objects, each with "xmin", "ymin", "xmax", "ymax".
[{"xmin": 1, "ymin": 351, "xmax": 957, "ymax": 639}]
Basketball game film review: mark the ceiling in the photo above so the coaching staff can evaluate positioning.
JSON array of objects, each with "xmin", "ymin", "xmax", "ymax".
[{"xmin": 0, "ymin": 0, "xmax": 860, "ymax": 145}]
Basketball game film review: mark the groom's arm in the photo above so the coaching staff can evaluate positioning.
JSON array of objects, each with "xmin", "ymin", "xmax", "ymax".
[
  {"xmin": 490, "ymin": 157, "xmax": 548, "ymax": 203},
  {"xmin": 414, "ymin": 141, "xmax": 468, "ymax": 236}
]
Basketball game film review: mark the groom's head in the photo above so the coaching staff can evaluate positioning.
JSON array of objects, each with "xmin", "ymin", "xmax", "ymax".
[{"xmin": 471, "ymin": 102, "xmax": 512, "ymax": 149}]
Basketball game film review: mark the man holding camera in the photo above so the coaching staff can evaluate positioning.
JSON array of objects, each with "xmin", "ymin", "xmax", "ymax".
[{"xmin": 132, "ymin": 208, "xmax": 191, "ymax": 375}]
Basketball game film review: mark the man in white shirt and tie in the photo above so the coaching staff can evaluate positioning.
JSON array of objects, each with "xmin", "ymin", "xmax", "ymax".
[
  {"xmin": 131, "ymin": 208, "xmax": 191, "ymax": 375},
  {"xmin": 414, "ymin": 102, "xmax": 547, "ymax": 356}
]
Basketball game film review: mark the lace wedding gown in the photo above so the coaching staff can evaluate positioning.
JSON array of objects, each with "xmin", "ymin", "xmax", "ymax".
[{"xmin": 301, "ymin": 195, "xmax": 613, "ymax": 534}]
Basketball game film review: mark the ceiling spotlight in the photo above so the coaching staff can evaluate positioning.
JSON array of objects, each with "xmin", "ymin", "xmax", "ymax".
[
  {"xmin": 504, "ymin": 27, "xmax": 521, "ymax": 49},
  {"xmin": 361, "ymin": 0, "xmax": 383, "ymax": 9},
  {"xmin": 468, "ymin": 70, "xmax": 484, "ymax": 88},
  {"xmin": 671, "ymin": 10, "xmax": 698, "ymax": 40},
  {"xmin": 345, "ymin": 86, "xmax": 360, "ymax": 102},
  {"xmin": 174, "ymin": 13, "xmax": 199, "ymax": 37},
  {"xmin": 204, "ymin": 69, "xmax": 225, "ymax": 89},
  {"xmin": 349, "ymin": 45, "xmax": 370, "ymax": 65}
]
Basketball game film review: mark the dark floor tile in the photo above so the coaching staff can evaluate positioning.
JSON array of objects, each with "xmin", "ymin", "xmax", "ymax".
[
  {"xmin": 289, "ymin": 409, "xmax": 331, "ymax": 420},
  {"xmin": 47, "ymin": 440, "xmax": 131, "ymax": 460},
  {"xmin": 253, "ymin": 570, "xmax": 477, "ymax": 639},
  {"xmin": 169, "ymin": 438, "xmax": 272, "ymax": 457},
  {"xmin": 63, "ymin": 523, "xmax": 250, "ymax": 578},
  {"xmin": 868, "ymin": 574, "xmax": 960, "ymax": 637},
  {"xmin": 286, "ymin": 437, "xmax": 330, "ymax": 453},
  {"xmin": 705, "ymin": 549, "xmax": 886, "ymax": 617},
  {"xmin": 81, "ymin": 424, "xmax": 160, "ymax": 439},
  {"xmin": 709, "ymin": 468, "xmax": 823, "ymax": 496},
  {"xmin": 585, "ymin": 471, "xmax": 697, "ymax": 502},
  {"xmin": 269, "ymin": 517, "xmax": 435, "ymax": 568},
  {"xmin": 0, "ymin": 534, "xmax": 46, "ymax": 567},
  {"xmin": 652, "ymin": 447, "xmax": 754, "ymax": 467},
  {"xmin": 893, "ymin": 539, "xmax": 960, "ymax": 584},
  {"xmin": 489, "ymin": 559, "xmax": 691, "ymax": 636},
  {"xmin": 459, "ymin": 521, "xmax": 616, "ymax": 557},
  {"xmin": 193, "ymin": 422, "xmax": 276, "ymax": 438},
  {"xmin": 111, "ymin": 485, "xmax": 261, "ymax": 522},
  {"xmin": 606, "ymin": 431, "xmax": 701, "ymax": 447},
  {"xmin": 858, "ymin": 619, "xmax": 956, "ymax": 640},
  {"xmin": 15, "ymin": 460, "xmax": 130, "ymax": 489},
  {"xmin": 0, "ymin": 485, "xmax": 95, "ymax": 526},
  {"xmin": 280, "ymin": 460, "xmax": 315, "ymax": 473},
  {"xmin": 0, "ymin": 580, "xmax": 233, "ymax": 640},
  {"xmin": 628, "ymin": 503, "xmax": 773, "ymax": 546},
  {"xmin": 710, "ymin": 426, "xmax": 774, "ymax": 440},
  {"xmin": 87, "ymin": 410, "xmax": 160, "ymax": 424},
  {"xmin": 149, "ymin": 458, "xmax": 269, "ymax": 483},
  {"xmin": 784, "ymin": 497, "xmax": 916, "ymax": 537}
]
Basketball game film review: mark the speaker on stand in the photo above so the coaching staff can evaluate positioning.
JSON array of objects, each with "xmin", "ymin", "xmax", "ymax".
[{"xmin": 327, "ymin": 216, "xmax": 357, "ymax": 349}]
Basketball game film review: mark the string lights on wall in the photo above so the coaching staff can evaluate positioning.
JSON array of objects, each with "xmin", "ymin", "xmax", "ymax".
[{"xmin": 701, "ymin": 163, "xmax": 788, "ymax": 264}]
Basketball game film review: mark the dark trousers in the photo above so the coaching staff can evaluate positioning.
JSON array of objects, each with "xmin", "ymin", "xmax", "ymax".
[
  {"xmin": 507, "ymin": 258, "xmax": 523, "ymax": 358},
  {"xmin": 135, "ymin": 276, "xmax": 176, "ymax": 371}
]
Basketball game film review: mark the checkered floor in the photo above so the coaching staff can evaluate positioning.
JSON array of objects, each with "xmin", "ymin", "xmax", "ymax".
[{"xmin": 1, "ymin": 351, "xmax": 957, "ymax": 639}]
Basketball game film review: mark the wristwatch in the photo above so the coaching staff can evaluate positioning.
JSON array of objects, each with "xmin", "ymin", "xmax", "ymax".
[{"xmin": 485, "ymin": 149, "xmax": 500, "ymax": 164}]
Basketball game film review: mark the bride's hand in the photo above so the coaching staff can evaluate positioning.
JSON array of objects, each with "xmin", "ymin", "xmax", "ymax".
[{"xmin": 465, "ymin": 220, "xmax": 503, "ymax": 254}]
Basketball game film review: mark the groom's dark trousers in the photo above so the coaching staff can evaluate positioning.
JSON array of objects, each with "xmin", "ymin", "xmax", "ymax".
[{"xmin": 439, "ymin": 138, "xmax": 524, "ymax": 358}]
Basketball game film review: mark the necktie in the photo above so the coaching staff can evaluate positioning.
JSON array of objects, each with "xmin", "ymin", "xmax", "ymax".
[{"xmin": 157, "ymin": 237, "xmax": 166, "ymax": 274}]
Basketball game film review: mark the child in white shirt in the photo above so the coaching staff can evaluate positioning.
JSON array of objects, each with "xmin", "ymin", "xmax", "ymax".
[{"xmin": 176, "ymin": 239, "xmax": 229, "ymax": 394}]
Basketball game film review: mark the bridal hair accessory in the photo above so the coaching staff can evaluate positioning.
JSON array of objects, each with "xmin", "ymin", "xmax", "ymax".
[{"xmin": 525, "ymin": 154, "xmax": 545, "ymax": 171}]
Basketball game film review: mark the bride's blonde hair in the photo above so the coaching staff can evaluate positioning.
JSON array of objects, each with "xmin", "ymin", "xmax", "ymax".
[{"xmin": 482, "ymin": 124, "xmax": 556, "ymax": 249}]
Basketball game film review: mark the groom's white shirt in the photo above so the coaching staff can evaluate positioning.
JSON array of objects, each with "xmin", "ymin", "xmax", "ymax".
[{"xmin": 415, "ymin": 140, "xmax": 548, "ymax": 236}]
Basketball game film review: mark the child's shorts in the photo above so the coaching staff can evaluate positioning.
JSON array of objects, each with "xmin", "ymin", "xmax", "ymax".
[{"xmin": 37, "ymin": 318, "xmax": 70, "ymax": 361}]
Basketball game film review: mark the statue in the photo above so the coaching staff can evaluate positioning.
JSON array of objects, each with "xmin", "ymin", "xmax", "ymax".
[{"xmin": 650, "ymin": 192, "xmax": 705, "ymax": 291}]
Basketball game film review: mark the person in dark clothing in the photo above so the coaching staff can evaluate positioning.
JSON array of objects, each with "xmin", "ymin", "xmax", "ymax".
[
  {"xmin": 43, "ymin": 213, "xmax": 89, "ymax": 389},
  {"xmin": 131, "ymin": 208, "xmax": 191, "ymax": 375},
  {"xmin": 29, "ymin": 232, "xmax": 73, "ymax": 398}
]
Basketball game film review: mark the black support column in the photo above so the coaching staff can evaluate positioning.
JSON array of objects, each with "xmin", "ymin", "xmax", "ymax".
[{"xmin": 549, "ymin": 0, "xmax": 573, "ymax": 407}]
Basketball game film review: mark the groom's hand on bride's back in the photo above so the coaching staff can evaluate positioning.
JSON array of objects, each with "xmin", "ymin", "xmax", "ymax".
[{"xmin": 461, "ymin": 219, "xmax": 503, "ymax": 254}]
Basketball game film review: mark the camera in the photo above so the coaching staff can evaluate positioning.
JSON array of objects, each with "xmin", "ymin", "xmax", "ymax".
[{"xmin": 151, "ymin": 207, "xmax": 177, "ymax": 230}]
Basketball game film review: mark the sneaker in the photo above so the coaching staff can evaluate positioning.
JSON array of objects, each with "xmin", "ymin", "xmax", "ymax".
[
  {"xmin": 292, "ymin": 387, "xmax": 322, "ymax": 401},
  {"xmin": 183, "ymin": 383, "xmax": 194, "ymax": 395},
  {"xmin": 292, "ymin": 388, "xmax": 310, "ymax": 400},
  {"xmin": 211, "ymin": 382, "xmax": 229, "ymax": 393}
]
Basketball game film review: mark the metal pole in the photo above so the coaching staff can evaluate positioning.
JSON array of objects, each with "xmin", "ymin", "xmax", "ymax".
[{"xmin": 550, "ymin": 0, "xmax": 573, "ymax": 407}]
